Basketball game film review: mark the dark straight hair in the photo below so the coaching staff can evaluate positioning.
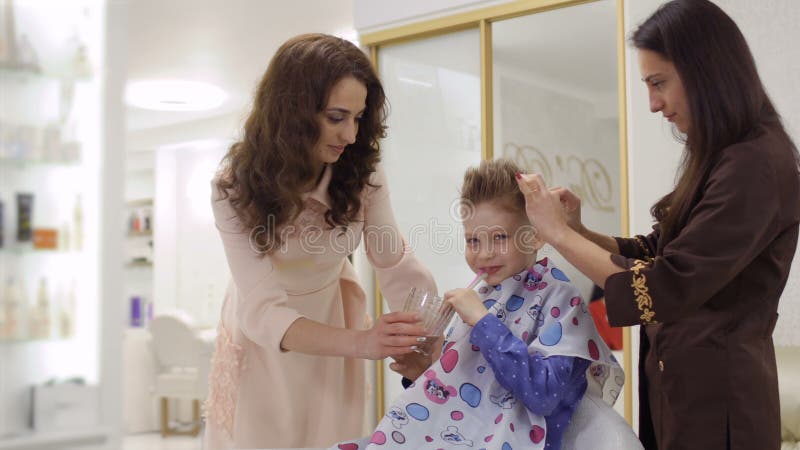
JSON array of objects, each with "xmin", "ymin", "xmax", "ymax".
[{"xmin": 632, "ymin": 0, "xmax": 798, "ymax": 239}]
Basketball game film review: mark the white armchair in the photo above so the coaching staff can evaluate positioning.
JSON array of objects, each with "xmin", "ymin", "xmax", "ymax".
[
  {"xmin": 562, "ymin": 393, "xmax": 643, "ymax": 450},
  {"xmin": 149, "ymin": 313, "xmax": 214, "ymax": 437}
]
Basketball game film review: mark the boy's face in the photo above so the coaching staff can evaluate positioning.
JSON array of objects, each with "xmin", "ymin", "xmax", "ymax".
[{"xmin": 463, "ymin": 202, "xmax": 541, "ymax": 286}]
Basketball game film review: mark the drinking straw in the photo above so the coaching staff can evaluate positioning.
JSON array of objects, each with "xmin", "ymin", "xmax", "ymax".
[
  {"xmin": 466, "ymin": 271, "xmax": 488, "ymax": 290},
  {"xmin": 426, "ymin": 271, "xmax": 488, "ymax": 344}
]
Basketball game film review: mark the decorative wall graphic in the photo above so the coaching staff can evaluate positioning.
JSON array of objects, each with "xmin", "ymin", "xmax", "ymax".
[{"xmin": 504, "ymin": 142, "xmax": 615, "ymax": 213}]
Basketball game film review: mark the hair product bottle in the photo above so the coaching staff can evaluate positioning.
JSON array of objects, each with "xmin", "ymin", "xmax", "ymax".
[
  {"xmin": 72, "ymin": 195, "xmax": 83, "ymax": 251},
  {"xmin": 3, "ymin": 277, "xmax": 27, "ymax": 339},
  {"xmin": 59, "ymin": 279, "xmax": 76, "ymax": 338},
  {"xmin": 31, "ymin": 278, "xmax": 51, "ymax": 339}
]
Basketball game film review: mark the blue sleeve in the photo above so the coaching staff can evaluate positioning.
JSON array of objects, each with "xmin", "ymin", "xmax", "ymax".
[{"xmin": 470, "ymin": 313, "xmax": 591, "ymax": 416}]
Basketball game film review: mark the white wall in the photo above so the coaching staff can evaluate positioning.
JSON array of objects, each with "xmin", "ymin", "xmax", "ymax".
[
  {"xmin": 624, "ymin": 0, "xmax": 800, "ymax": 346},
  {"xmin": 151, "ymin": 142, "xmax": 229, "ymax": 326},
  {"xmin": 100, "ymin": 2, "xmax": 128, "ymax": 446},
  {"xmin": 721, "ymin": 1, "xmax": 800, "ymax": 346}
]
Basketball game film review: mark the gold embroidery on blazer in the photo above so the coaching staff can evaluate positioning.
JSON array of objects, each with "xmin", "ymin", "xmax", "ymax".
[
  {"xmin": 633, "ymin": 236, "xmax": 654, "ymax": 262},
  {"xmin": 631, "ymin": 259, "xmax": 657, "ymax": 323}
]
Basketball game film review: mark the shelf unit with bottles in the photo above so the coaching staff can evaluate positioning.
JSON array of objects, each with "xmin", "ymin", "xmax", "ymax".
[
  {"xmin": 0, "ymin": 0, "xmax": 125, "ymax": 448},
  {"xmin": 124, "ymin": 198, "xmax": 153, "ymax": 268}
]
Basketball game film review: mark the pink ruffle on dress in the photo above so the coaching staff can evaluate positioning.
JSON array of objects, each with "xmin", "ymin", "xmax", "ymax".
[{"xmin": 203, "ymin": 321, "xmax": 244, "ymax": 445}]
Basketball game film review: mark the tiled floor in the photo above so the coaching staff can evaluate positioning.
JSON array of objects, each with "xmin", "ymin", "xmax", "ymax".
[{"xmin": 122, "ymin": 433, "xmax": 201, "ymax": 450}]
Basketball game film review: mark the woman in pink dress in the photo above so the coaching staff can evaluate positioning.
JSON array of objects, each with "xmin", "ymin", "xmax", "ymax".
[{"xmin": 203, "ymin": 33, "xmax": 437, "ymax": 449}]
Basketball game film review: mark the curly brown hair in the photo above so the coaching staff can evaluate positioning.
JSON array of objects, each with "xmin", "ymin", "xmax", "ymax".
[
  {"xmin": 216, "ymin": 34, "xmax": 387, "ymax": 254},
  {"xmin": 460, "ymin": 159, "xmax": 526, "ymax": 216}
]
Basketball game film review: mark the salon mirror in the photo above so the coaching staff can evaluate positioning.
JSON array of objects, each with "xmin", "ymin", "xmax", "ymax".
[
  {"xmin": 370, "ymin": 0, "xmax": 628, "ymax": 423},
  {"xmin": 493, "ymin": 0, "xmax": 621, "ymax": 301}
]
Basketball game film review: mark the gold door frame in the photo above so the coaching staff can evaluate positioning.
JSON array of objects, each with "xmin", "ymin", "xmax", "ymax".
[{"xmin": 367, "ymin": 0, "xmax": 632, "ymax": 424}]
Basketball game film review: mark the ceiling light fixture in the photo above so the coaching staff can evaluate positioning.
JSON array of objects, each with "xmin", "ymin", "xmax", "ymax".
[{"xmin": 124, "ymin": 80, "xmax": 227, "ymax": 112}]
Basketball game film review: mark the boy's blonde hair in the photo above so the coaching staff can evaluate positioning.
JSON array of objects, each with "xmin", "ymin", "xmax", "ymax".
[{"xmin": 460, "ymin": 159, "xmax": 526, "ymax": 216}]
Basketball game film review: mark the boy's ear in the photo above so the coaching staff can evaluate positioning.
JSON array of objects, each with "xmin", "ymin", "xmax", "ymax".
[{"xmin": 518, "ymin": 223, "xmax": 545, "ymax": 253}]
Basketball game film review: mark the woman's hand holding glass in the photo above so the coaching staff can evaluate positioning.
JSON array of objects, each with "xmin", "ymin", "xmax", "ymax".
[
  {"xmin": 388, "ymin": 337, "xmax": 441, "ymax": 380},
  {"xmin": 360, "ymin": 311, "xmax": 428, "ymax": 360}
]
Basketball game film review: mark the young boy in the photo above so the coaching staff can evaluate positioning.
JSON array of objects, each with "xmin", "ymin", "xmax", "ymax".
[{"xmin": 332, "ymin": 159, "xmax": 623, "ymax": 449}]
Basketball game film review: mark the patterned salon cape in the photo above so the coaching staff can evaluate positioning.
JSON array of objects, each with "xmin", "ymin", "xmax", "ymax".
[{"xmin": 331, "ymin": 258, "xmax": 624, "ymax": 449}]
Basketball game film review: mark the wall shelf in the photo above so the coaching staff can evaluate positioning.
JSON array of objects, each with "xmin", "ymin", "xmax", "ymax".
[
  {"xmin": 125, "ymin": 198, "xmax": 153, "ymax": 207},
  {"xmin": 125, "ymin": 259, "xmax": 153, "ymax": 268},
  {"xmin": 0, "ymin": 427, "xmax": 108, "ymax": 450},
  {"xmin": 0, "ymin": 158, "xmax": 82, "ymax": 167},
  {"xmin": 127, "ymin": 230, "xmax": 153, "ymax": 237},
  {"xmin": 0, "ymin": 1, "xmax": 122, "ymax": 445},
  {"xmin": 0, "ymin": 65, "xmax": 92, "ymax": 82},
  {"xmin": 0, "ymin": 337, "xmax": 72, "ymax": 344},
  {"xmin": 0, "ymin": 248, "xmax": 81, "ymax": 256}
]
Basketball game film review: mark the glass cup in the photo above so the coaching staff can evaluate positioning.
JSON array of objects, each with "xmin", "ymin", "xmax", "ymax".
[{"xmin": 402, "ymin": 287, "xmax": 455, "ymax": 355}]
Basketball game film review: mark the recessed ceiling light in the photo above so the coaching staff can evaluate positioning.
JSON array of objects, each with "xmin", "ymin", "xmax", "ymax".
[{"xmin": 124, "ymin": 80, "xmax": 227, "ymax": 112}]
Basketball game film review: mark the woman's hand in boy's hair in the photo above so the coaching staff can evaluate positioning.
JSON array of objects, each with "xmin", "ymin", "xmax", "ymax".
[
  {"xmin": 549, "ymin": 186, "xmax": 584, "ymax": 235},
  {"xmin": 389, "ymin": 347, "xmax": 435, "ymax": 381},
  {"xmin": 444, "ymin": 288, "xmax": 489, "ymax": 326},
  {"xmin": 515, "ymin": 173, "xmax": 570, "ymax": 246}
]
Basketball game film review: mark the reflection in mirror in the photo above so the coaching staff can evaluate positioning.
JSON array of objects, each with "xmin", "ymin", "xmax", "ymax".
[
  {"xmin": 377, "ymin": 28, "xmax": 482, "ymax": 412},
  {"xmin": 492, "ymin": 0, "xmax": 626, "ymax": 417},
  {"xmin": 493, "ymin": 0, "xmax": 620, "ymax": 302}
]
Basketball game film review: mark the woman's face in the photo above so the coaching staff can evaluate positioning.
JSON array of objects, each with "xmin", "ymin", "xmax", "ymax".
[
  {"xmin": 463, "ymin": 202, "xmax": 540, "ymax": 286},
  {"xmin": 638, "ymin": 49, "xmax": 690, "ymax": 134},
  {"xmin": 314, "ymin": 76, "xmax": 367, "ymax": 166}
]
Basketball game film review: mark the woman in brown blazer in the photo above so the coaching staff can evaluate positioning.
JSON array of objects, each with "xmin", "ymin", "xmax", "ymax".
[{"xmin": 515, "ymin": 1, "xmax": 799, "ymax": 449}]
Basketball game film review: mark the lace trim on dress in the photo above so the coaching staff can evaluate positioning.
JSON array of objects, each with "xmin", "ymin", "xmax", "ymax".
[
  {"xmin": 203, "ymin": 323, "xmax": 246, "ymax": 441},
  {"xmin": 282, "ymin": 198, "xmax": 330, "ymax": 239}
]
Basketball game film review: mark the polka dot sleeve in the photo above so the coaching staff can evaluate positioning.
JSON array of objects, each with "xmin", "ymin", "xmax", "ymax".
[{"xmin": 470, "ymin": 313, "xmax": 590, "ymax": 416}]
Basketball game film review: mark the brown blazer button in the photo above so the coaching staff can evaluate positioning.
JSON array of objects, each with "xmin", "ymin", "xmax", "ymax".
[{"xmin": 658, "ymin": 360, "xmax": 664, "ymax": 371}]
